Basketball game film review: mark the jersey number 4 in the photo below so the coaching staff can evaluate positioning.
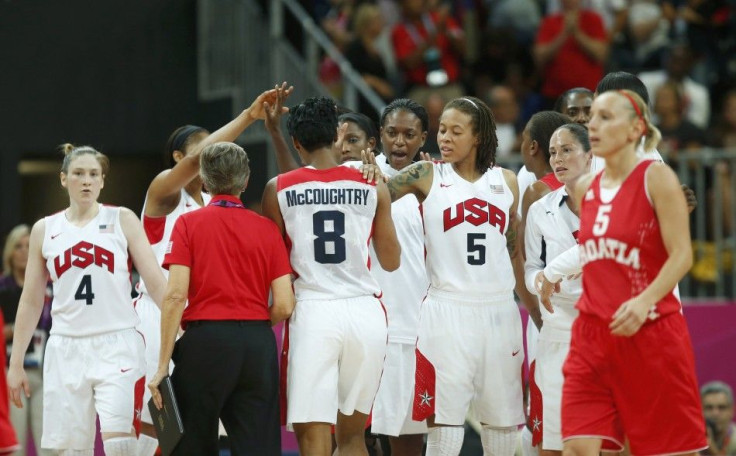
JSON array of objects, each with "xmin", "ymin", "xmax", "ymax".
[
  {"xmin": 313, "ymin": 210, "xmax": 346, "ymax": 264},
  {"xmin": 74, "ymin": 274, "xmax": 95, "ymax": 305}
]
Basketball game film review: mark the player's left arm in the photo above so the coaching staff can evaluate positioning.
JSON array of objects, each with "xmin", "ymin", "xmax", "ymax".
[
  {"xmin": 610, "ymin": 163, "xmax": 692, "ymax": 336},
  {"xmin": 261, "ymin": 178, "xmax": 285, "ymax": 236},
  {"xmin": 120, "ymin": 207, "xmax": 166, "ymax": 308},
  {"xmin": 148, "ymin": 263, "xmax": 189, "ymax": 409}
]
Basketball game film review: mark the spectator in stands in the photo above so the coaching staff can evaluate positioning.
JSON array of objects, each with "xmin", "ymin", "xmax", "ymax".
[
  {"xmin": 623, "ymin": 0, "xmax": 671, "ymax": 71},
  {"xmin": 533, "ymin": 0, "xmax": 609, "ymax": 106},
  {"xmin": 545, "ymin": 0, "xmax": 628, "ymax": 38},
  {"xmin": 391, "ymin": 0, "xmax": 465, "ymax": 106},
  {"xmin": 653, "ymin": 81, "xmax": 707, "ymax": 161},
  {"xmin": 486, "ymin": 0, "xmax": 541, "ymax": 46},
  {"xmin": 711, "ymin": 89, "xmax": 736, "ymax": 149},
  {"xmin": 639, "ymin": 42, "xmax": 711, "ymax": 129},
  {"xmin": 701, "ymin": 381, "xmax": 736, "ymax": 455},
  {"xmin": 487, "ymin": 85, "xmax": 522, "ymax": 157},
  {"xmin": 344, "ymin": 3, "xmax": 395, "ymax": 120}
]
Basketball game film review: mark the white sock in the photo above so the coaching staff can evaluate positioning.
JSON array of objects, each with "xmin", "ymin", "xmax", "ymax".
[
  {"xmin": 103, "ymin": 436, "xmax": 138, "ymax": 456},
  {"xmin": 520, "ymin": 426, "xmax": 539, "ymax": 456},
  {"xmin": 58, "ymin": 451, "xmax": 94, "ymax": 456},
  {"xmin": 480, "ymin": 425, "xmax": 518, "ymax": 456},
  {"xmin": 425, "ymin": 426, "xmax": 465, "ymax": 456},
  {"xmin": 136, "ymin": 434, "xmax": 159, "ymax": 456}
]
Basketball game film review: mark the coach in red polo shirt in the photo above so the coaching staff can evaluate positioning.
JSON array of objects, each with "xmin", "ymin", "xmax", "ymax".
[
  {"xmin": 149, "ymin": 142, "xmax": 294, "ymax": 455},
  {"xmin": 533, "ymin": 0, "xmax": 608, "ymax": 103}
]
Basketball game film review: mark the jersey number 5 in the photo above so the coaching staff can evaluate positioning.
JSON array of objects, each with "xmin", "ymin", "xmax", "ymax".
[
  {"xmin": 75, "ymin": 274, "xmax": 95, "ymax": 305},
  {"xmin": 313, "ymin": 210, "xmax": 346, "ymax": 264},
  {"xmin": 467, "ymin": 233, "xmax": 486, "ymax": 265},
  {"xmin": 592, "ymin": 205, "xmax": 612, "ymax": 236}
]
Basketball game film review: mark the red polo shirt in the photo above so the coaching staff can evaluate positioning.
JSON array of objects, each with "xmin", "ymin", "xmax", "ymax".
[
  {"xmin": 163, "ymin": 194, "xmax": 292, "ymax": 326},
  {"xmin": 535, "ymin": 10, "xmax": 607, "ymax": 98}
]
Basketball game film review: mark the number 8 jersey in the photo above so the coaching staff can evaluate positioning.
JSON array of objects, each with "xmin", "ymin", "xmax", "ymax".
[
  {"xmin": 43, "ymin": 205, "xmax": 139, "ymax": 336},
  {"xmin": 276, "ymin": 166, "xmax": 381, "ymax": 300},
  {"xmin": 422, "ymin": 162, "xmax": 515, "ymax": 297}
]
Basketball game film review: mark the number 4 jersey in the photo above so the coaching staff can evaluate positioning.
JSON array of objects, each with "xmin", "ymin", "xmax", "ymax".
[
  {"xmin": 422, "ymin": 163, "xmax": 515, "ymax": 297},
  {"xmin": 43, "ymin": 205, "xmax": 139, "ymax": 336},
  {"xmin": 276, "ymin": 166, "xmax": 381, "ymax": 300}
]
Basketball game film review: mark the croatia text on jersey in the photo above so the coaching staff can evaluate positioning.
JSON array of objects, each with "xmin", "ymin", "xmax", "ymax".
[
  {"xmin": 443, "ymin": 197, "xmax": 507, "ymax": 234},
  {"xmin": 54, "ymin": 241, "xmax": 114, "ymax": 278},
  {"xmin": 579, "ymin": 237, "xmax": 640, "ymax": 269},
  {"xmin": 285, "ymin": 188, "xmax": 372, "ymax": 207}
]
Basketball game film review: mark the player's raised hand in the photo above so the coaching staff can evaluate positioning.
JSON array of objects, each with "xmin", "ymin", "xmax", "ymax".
[
  {"xmin": 419, "ymin": 151, "xmax": 434, "ymax": 162},
  {"xmin": 249, "ymin": 82, "xmax": 293, "ymax": 121},
  {"xmin": 7, "ymin": 365, "xmax": 30, "ymax": 409},
  {"xmin": 360, "ymin": 149, "xmax": 386, "ymax": 184},
  {"xmin": 264, "ymin": 82, "xmax": 293, "ymax": 131}
]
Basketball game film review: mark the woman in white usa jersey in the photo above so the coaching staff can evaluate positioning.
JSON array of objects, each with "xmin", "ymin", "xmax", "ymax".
[
  {"xmin": 372, "ymin": 96, "xmax": 526, "ymax": 456},
  {"xmin": 7, "ymin": 145, "xmax": 166, "ymax": 456}
]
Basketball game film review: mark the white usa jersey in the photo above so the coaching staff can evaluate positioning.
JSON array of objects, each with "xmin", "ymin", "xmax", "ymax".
[
  {"xmin": 277, "ymin": 166, "xmax": 380, "ymax": 300},
  {"xmin": 136, "ymin": 188, "xmax": 210, "ymax": 296},
  {"xmin": 42, "ymin": 206, "xmax": 138, "ymax": 336},
  {"xmin": 370, "ymin": 155, "xmax": 429, "ymax": 343},
  {"xmin": 524, "ymin": 188, "xmax": 581, "ymax": 334},
  {"xmin": 422, "ymin": 163, "xmax": 515, "ymax": 297}
]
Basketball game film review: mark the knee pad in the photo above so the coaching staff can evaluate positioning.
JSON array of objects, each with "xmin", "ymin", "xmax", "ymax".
[
  {"xmin": 103, "ymin": 436, "xmax": 137, "ymax": 456},
  {"xmin": 480, "ymin": 425, "xmax": 518, "ymax": 456},
  {"xmin": 426, "ymin": 426, "xmax": 464, "ymax": 456}
]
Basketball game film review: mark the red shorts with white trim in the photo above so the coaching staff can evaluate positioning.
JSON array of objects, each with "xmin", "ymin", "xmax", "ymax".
[{"xmin": 562, "ymin": 312, "xmax": 707, "ymax": 455}]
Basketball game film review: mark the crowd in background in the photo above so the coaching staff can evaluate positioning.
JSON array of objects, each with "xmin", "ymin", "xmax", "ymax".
[{"xmin": 310, "ymin": 0, "xmax": 736, "ymax": 157}]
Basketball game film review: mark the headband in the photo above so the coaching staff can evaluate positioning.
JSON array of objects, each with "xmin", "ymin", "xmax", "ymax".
[
  {"xmin": 462, "ymin": 97, "xmax": 479, "ymax": 110},
  {"xmin": 170, "ymin": 125, "xmax": 205, "ymax": 153},
  {"xmin": 618, "ymin": 90, "xmax": 648, "ymax": 135}
]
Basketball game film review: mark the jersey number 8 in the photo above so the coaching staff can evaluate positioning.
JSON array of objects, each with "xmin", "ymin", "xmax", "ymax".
[{"xmin": 313, "ymin": 210, "xmax": 346, "ymax": 264}]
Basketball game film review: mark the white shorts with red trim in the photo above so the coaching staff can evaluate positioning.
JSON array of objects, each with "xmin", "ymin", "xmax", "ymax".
[
  {"xmin": 285, "ymin": 296, "xmax": 387, "ymax": 427},
  {"xmin": 412, "ymin": 289, "xmax": 525, "ymax": 427},
  {"xmin": 42, "ymin": 328, "xmax": 145, "ymax": 450},
  {"xmin": 372, "ymin": 341, "xmax": 428, "ymax": 436},
  {"xmin": 535, "ymin": 326, "xmax": 570, "ymax": 450}
]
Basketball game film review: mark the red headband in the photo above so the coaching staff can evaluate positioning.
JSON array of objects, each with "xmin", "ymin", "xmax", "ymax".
[{"xmin": 618, "ymin": 90, "xmax": 648, "ymax": 135}]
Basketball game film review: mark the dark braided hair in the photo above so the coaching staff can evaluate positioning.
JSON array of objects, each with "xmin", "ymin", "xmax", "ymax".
[
  {"xmin": 443, "ymin": 96, "xmax": 498, "ymax": 173},
  {"xmin": 164, "ymin": 125, "xmax": 207, "ymax": 167},
  {"xmin": 380, "ymin": 98, "xmax": 429, "ymax": 132}
]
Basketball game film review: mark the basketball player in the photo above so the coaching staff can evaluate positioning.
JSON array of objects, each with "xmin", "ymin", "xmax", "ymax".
[
  {"xmin": 133, "ymin": 84, "xmax": 290, "ymax": 455},
  {"xmin": 261, "ymin": 96, "xmax": 400, "ymax": 456},
  {"xmin": 7, "ymin": 145, "xmax": 167, "ymax": 455},
  {"xmin": 372, "ymin": 96, "xmax": 525, "ymax": 455},
  {"xmin": 560, "ymin": 90, "xmax": 706, "ymax": 454},
  {"xmin": 523, "ymin": 123, "xmax": 591, "ymax": 455},
  {"xmin": 370, "ymin": 99, "xmax": 430, "ymax": 456}
]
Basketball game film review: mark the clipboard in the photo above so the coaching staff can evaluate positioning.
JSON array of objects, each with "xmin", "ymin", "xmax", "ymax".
[{"xmin": 147, "ymin": 376, "xmax": 184, "ymax": 455}]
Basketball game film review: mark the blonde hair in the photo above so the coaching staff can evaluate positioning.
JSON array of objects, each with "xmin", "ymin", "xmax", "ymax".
[
  {"xmin": 200, "ymin": 142, "xmax": 250, "ymax": 195},
  {"xmin": 353, "ymin": 3, "xmax": 381, "ymax": 36},
  {"xmin": 59, "ymin": 143, "xmax": 110, "ymax": 176},
  {"xmin": 617, "ymin": 89, "xmax": 662, "ymax": 153},
  {"xmin": 2, "ymin": 224, "xmax": 30, "ymax": 276}
]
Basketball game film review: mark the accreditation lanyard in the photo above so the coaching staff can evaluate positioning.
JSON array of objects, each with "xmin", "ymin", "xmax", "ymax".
[
  {"xmin": 404, "ymin": 13, "xmax": 436, "ymax": 47},
  {"xmin": 209, "ymin": 199, "xmax": 245, "ymax": 209}
]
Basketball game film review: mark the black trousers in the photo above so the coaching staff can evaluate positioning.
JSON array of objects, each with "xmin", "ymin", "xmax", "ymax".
[{"xmin": 170, "ymin": 320, "xmax": 280, "ymax": 456}]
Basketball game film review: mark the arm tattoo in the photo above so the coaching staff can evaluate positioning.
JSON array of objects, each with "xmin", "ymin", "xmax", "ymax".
[{"xmin": 387, "ymin": 162, "xmax": 431, "ymax": 202}]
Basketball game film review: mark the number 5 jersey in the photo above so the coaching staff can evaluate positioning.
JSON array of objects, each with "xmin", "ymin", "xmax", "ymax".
[
  {"xmin": 43, "ymin": 205, "xmax": 139, "ymax": 336},
  {"xmin": 276, "ymin": 166, "xmax": 381, "ymax": 300}
]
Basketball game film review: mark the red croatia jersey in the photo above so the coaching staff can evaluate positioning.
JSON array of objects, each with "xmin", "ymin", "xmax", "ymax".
[{"xmin": 577, "ymin": 160, "xmax": 681, "ymax": 322}]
